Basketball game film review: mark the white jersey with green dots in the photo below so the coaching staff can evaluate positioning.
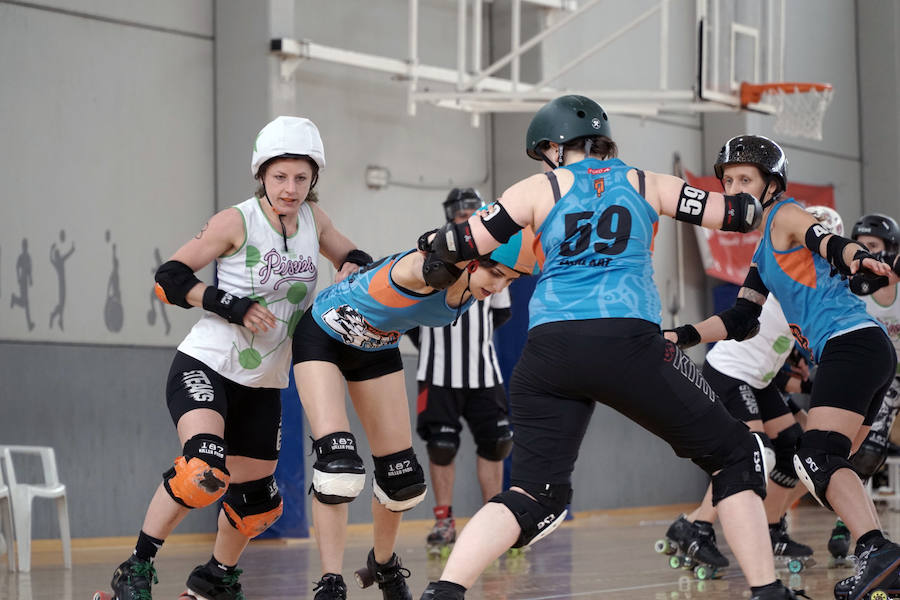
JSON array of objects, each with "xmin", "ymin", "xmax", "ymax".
[
  {"xmin": 705, "ymin": 294, "xmax": 794, "ymax": 389},
  {"xmin": 178, "ymin": 197, "xmax": 319, "ymax": 388}
]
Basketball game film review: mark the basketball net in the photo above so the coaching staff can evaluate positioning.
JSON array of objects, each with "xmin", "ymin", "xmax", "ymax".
[{"xmin": 741, "ymin": 83, "xmax": 834, "ymax": 141}]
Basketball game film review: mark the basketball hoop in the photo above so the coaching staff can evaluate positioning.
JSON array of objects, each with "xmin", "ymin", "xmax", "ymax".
[{"xmin": 740, "ymin": 82, "xmax": 834, "ymax": 141}]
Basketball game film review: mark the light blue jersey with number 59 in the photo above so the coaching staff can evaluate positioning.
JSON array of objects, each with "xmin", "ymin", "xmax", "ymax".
[{"xmin": 529, "ymin": 158, "xmax": 661, "ymax": 329}]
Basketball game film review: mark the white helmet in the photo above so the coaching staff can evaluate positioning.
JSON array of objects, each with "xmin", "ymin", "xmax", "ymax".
[
  {"xmin": 806, "ymin": 205, "xmax": 844, "ymax": 236},
  {"xmin": 250, "ymin": 116, "xmax": 325, "ymax": 177}
]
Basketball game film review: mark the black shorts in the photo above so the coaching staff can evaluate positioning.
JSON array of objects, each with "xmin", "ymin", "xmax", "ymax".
[
  {"xmin": 508, "ymin": 319, "xmax": 749, "ymax": 487},
  {"xmin": 702, "ymin": 363, "xmax": 791, "ymax": 423},
  {"xmin": 166, "ymin": 352, "xmax": 281, "ymax": 460},
  {"xmin": 811, "ymin": 326, "xmax": 897, "ymax": 426},
  {"xmin": 416, "ymin": 382, "xmax": 510, "ymax": 449},
  {"xmin": 291, "ymin": 310, "xmax": 403, "ymax": 382}
]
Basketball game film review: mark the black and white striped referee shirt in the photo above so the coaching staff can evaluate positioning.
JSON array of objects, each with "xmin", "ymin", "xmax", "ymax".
[{"xmin": 415, "ymin": 288, "xmax": 511, "ymax": 389}]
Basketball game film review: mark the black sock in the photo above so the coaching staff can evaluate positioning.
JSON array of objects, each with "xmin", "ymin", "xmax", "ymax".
[
  {"xmin": 750, "ymin": 581, "xmax": 782, "ymax": 595},
  {"xmin": 206, "ymin": 555, "xmax": 238, "ymax": 578},
  {"xmin": 858, "ymin": 529, "xmax": 887, "ymax": 549},
  {"xmin": 134, "ymin": 531, "xmax": 164, "ymax": 561}
]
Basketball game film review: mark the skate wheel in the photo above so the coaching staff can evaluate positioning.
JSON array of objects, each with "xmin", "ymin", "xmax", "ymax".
[
  {"xmin": 870, "ymin": 591, "xmax": 889, "ymax": 600},
  {"xmin": 92, "ymin": 593, "xmax": 113, "ymax": 600},
  {"xmin": 787, "ymin": 558, "xmax": 804, "ymax": 573},
  {"xmin": 682, "ymin": 556, "xmax": 695, "ymax": 569},
  {"xmin": 668, "ymin": 555, "xmax": 683, "ymax": 569},
  {"xmin": 354, "ymin": 566, "xmax": 374, "ymax": 589},
  {"xmin": 694, "ymin": 565, "xmax": 711, "ymax": 580},
  {"xmin": 178, "ymin": 592, "xmax": 199, "ymax": 600}
]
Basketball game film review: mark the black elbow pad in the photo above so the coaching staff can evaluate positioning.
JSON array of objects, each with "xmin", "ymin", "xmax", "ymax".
[
  {"xmin": 155, "ymin": 260, "xmax": 201, "ymax": 309},
  {"xmin": 721, "ymin": 193, "xmax": 762, "ymax": 232},
  {"xmin": 718, "ymin": 298, "xmax": 762, "ymax": 341}
]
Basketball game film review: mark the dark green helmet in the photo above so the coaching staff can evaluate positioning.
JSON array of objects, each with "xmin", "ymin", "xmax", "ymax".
[{"xmin": 526, "ymin": 95, "xmax": 612, "ymax": 161}]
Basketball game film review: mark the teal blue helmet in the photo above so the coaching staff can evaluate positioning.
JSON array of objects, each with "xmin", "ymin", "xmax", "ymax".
[{"xmin": 486, "ymin": 228, "xmax": 539, "ymax": 275}]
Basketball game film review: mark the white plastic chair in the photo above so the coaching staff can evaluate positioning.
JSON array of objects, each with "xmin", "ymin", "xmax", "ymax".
[
  {"xmin": 1, "ymin": 445, "xmax": 71, "ymax": 572},
  {"xmin": 0, "ymin": 464, "xmax": 15, "ymax": 570}
]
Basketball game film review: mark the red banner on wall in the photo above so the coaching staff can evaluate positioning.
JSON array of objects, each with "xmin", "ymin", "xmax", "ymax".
[{"xmin": 684, "ymin": 169, "xmax": 835, "ymax": 284}]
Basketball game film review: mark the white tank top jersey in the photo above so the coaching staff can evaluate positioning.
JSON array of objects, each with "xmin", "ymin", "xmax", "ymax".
[
  {"xmin": 705, "ymin": 294, "xmax": 794, "ymax": 390},
  {"xmin": 863, "ymin": 286, "xmax": 900, "ymax": 375},
  {"xmin": 178, "ymin": 197, "xmax": 319, "ymax": 389}
]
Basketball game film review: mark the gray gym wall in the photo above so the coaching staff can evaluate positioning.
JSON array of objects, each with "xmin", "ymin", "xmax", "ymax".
[{"xmin": 1, "ymin": 0, "xmax": 898, "ymax": 539}]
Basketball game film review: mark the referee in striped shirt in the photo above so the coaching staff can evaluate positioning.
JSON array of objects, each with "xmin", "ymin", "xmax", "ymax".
[{"xmin": 407, "ymin": 188, "xmax": 514, "ymax": 555}]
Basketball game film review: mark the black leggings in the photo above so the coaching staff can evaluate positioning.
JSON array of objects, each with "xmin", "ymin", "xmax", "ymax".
[
  {"xmin": 509, "ymin": 319, "xmax": 750, "ymax": 487},
  {"xmin": 811, "ymin": 326, "xmax": 897, "ymax": 426}
]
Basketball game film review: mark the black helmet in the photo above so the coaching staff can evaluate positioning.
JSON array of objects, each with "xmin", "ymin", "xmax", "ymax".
[
  {"xmin": 526, "ymin": 95, "xmax": 612, "ymax": 161},
  {"xmin": 851, "ymin": 213, "xmax": 900, "ymax": 255},
  {"xmin": 714, "ymin": 135, "xmax": 788, "ymax": 195},
  {"xmin": 442, "ymin": 188, "xmax": 484, "ymax": 222}
]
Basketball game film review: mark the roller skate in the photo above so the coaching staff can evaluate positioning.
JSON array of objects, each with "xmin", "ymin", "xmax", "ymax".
[
  {"xmin": 354, "ymin": 548, "xmax": 412, "ymax": 600},
  {"xmin": 419, "ymin": 581, "xmax": 465, "ymax": 600},
  {"xmin": 770, "ymin": 517, "xmax": 815, "ymax": 574},
  {"xmin": 833, "ymin": 539, "xmax": 900, "ymax": 600},
  {"xmin": 426, "ymin": 506, "xmax": 455, "ymax": 559},
  {"xmin": 93, "ymin": 554, "xmax": 158, "ymax": 600},
  {"xmin": 177, "ymin": 563, "xmax": 244, "ymax": 599},
  {"xmin": 654, "ymin": 515, "xmax": 728, "ymax": 580},
  {"xmin": 829, "ymin": 518, "xmax": 854, "ymax": 568},
  {"xmin": 312, "ymin": 573, "xmax": 347, "ymax": 600}
]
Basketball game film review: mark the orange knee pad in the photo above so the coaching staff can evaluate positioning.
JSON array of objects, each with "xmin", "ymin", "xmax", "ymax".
[
  {"xmin": 222, "ymin": 475, "xmax": 283, "ymax": 538},
  {"xmin": 163, "ymin": 434, "xmax": 230, "ymax": 509}
]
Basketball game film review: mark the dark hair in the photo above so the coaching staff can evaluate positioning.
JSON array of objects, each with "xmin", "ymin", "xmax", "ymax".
[
  {"xmin": 535, "ymin": 135, "xmax": 618, "ymax": 162},
  {"xmin": 254, "ymin": 154, "xmax": 320, "ymax": 203}
]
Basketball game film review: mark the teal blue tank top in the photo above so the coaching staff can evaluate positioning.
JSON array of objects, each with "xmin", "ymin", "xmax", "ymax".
[
  {"xmin": 529, "ymin": 158, "xmax": 661, "ymax": 329},
  {"xmin": 311, "ymin": 250, "xmax": 474, "ymax": 351},
  {"xmin": 752, "ymin": 199, "xmax": 880, "ymax": 362}
]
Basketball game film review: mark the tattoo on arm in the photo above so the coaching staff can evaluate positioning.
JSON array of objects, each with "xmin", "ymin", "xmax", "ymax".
[{"xmin": 194, "ymin": 222, "xmax": 209, "ymax": 240}]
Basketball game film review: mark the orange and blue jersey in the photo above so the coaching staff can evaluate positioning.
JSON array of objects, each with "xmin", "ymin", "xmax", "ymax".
[
  {"xmin": 752, "ymin": 199, "xmax": 881, "ymax": 362},
  {"xmin": 529, "ymin": 157, "xmax": 661, "ymax": 329},
  {"xmin": 311, "ymin": 250, "xmax": 474, "ymax": 351}
]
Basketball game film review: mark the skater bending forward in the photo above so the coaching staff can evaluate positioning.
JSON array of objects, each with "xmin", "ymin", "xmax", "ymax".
[
  {"xmin": 292, "ymin": 229, "xmax": 537, "ymax": 600},
  {"xmin": 416, "ymin": 95, "xmax": 802, "ymax": 600}
]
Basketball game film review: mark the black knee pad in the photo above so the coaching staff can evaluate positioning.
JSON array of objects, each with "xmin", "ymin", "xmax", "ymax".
[
  {"xmin": 222, "ymin": 475, "xmax": 283, "ymax": 538},
  {"xmin": 426, "ymin": 432, "xmax": 460, "ymax": 466},
  {"xmin": 702, "ymin": 427, "xmax": 767, "ymax": 505},
  {"xmin": 770, "ymin": 423, "xmax": 803, "ymax": 489},
  {"xmin": 373, "ymin": 448, "xmax": 427, "ymax": 512},
  {"xmin": 793, "ymin": 429, "xmax": 853, "ymax": 511},
  {"xmin": 310, "ymin": 432, "xmax": 366, "ymax": 505},
  {"xmin": 851, "ymin": 439, "xmax": 888, "ymax": 481},
  {"xmin": 476, "ymin": 428, "xmax": 513, "ymax": 462},
  {"xmin": 490, "ymin": 482, "xmax": 572, "ymax": 548},
  {"xmin": 163, "ymin": 434, "xmax": 230, "ymax": 509}
]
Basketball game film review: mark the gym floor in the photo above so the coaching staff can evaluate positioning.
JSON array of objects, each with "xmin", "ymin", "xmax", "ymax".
[{"xmin": 5, "ymin": 501, "xmax": 899, "ymax": 599}]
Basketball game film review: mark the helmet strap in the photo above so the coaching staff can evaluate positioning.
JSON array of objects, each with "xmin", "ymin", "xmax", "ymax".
[
  {"xmin": 540, "ymin": 154, "xmax": 558, "ymax": 170},
  {"xmin": 451, "ymin": 270, "xmax": 474, "ymax": 326},
  {"xmin": 583, "ymin": 138, "xmax": 593, "ymax": 157},
  {"xmin": 759, "ymin": 179, "xmax": 777, "ymax": 210},
  {"xmin": 557, "ymin": 144, "xmax": 565, "ymax": 167},
  {"xmin": 262, "ymin": 182, "xmax": 290, "ymax": 252}
]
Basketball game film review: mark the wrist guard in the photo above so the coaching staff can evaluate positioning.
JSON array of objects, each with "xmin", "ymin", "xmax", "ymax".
[
  {"xmin": 665, "ymin": 324, "xmax": 701, "ymax": 349},
  {"xmin": 721, "ymin": 193, "xmax": 762, "ymax": 232},
  {"xmin": 202, "ymin": 286, "xmax": 255, "ymax": 325},
  {"xmin": 850, "ymin": 270, "xmax": 890, "ymax": 295},
  {"xmin": 419, "ymin": 222, "xmax": 480, "ymax": 263},
  {"xmin": 342, "ymin": 249, "xmax": 373, "ymax": 268}
]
